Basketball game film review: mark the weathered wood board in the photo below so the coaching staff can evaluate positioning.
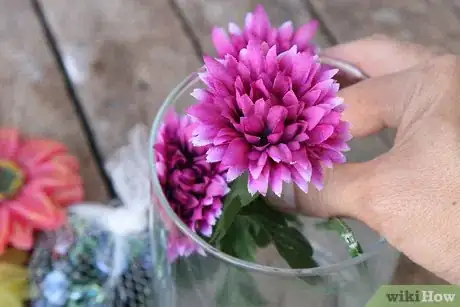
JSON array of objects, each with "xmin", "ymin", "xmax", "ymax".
[
  {"xmin": 309, "ymin": 0, "xmax": 460, "ymax": 53},
  {"xmin": 0, "ymin": 0, "xmax": 108, "ymax": 201},
  {"xmin": 38, "ymin": 0, "xmax": 202, "ymax": 157}
]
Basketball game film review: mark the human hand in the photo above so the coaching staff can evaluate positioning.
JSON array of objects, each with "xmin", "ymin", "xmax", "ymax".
[{"xmin": 294, "ymin": 36, "xmax": 460, "ymax": 284}]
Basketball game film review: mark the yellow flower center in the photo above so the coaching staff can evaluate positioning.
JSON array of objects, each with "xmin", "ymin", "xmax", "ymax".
[{"xmin": 0, "ymin": 160, "xmax": 24, "ymax": 201}]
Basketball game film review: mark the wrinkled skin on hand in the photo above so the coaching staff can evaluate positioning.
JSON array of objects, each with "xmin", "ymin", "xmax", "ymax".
[{"xmin": 293, "ymin": 35, "xmax": 460, "ymax": 285}]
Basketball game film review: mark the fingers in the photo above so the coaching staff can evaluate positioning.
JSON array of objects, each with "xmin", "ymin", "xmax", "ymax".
[
  {"xmin": 293, "ymin": 160, "xmax": 379, "ymax": 220},
  {"xmin": 339, "ymin": 71, "xmax": 417, "ymax": 136},
  {"xmin": 322, "ymin": 35, "xmax": 442, "ymax": 77},
  {"xmin": 322, "ymin": 35, "xmax": 442, "ymax": 137}
]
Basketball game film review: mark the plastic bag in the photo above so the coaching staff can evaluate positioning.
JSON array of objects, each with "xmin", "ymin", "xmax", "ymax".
[{"xmin": 29, "ymin": 125, "xmax": 173, "ymax": 306}]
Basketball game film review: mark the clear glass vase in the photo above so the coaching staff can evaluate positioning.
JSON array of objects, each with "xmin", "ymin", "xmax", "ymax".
[{"xmin": 148, "ymin": 57, "xmax": 400, "ymax": 307}]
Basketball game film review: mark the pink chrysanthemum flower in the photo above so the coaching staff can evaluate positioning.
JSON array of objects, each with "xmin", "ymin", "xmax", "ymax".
[
  {"xmin": 212, "ymin": 4, "xmax": 319, "ymax": 58},
  {"xmin": 154, "ymin": 112, "xmax": 229, "ymax": 261},
  {"xmin": 188, "ymin": 41, "xmax": 351, "ymax": 197},
  {"xmin": 0, "ymin": 129, "xmax": 84, "ymax": 254}
]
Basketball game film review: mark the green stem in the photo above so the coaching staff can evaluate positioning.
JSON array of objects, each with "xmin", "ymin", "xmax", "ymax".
[{"xmin": 316, "ymin": 217, "xmax": 364, "ymax": 258}]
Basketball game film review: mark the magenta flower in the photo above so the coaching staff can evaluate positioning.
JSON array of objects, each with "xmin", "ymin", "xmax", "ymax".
[
  {"xmin": 155, "ymin": 111, "xmax": 229, "ymax": 261},
  {"xmin": 188, "ymin": 41, "xmax": 351, "ymax": 197},
  {"xmin": 212, "ymin": 4, "xmax": 319, "ymax": 58}
]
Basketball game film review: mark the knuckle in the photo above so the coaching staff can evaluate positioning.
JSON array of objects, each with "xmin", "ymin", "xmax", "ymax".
[
  {"xmin": 419, "ymin": 54, "xmax": 460, "ymax": 96},
  {"xmin": 430, "ymin": 53, "xmax": 458, "ymax": 66},
  {"xmin": 427, "ymin": 54, "xmax": 460, "ymax": 76}
]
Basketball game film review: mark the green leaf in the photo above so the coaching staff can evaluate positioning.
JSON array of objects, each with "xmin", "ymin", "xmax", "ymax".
[
  {"xmin": 210, "ymin": 174, "xmax": 259, "ymax": 244},
  {"xmin": 232, "ymin": 173, "xmax": 259, "ymax": 206},
  {"xmin": 272, "ymin": 227, "xmax": 317, "ymax": 269},
  {"xmin": 172, "ymin": 253, "xmax": 220, "ymax": 288},
  {"xmin": 241, "ymin": 198, "xmax": 318, "ymax": 269},
  {"xmin": 233, "ymin": 217, "xmax": 258, "ymax": 261},
  {"xmin": 210, "ymin": 196, "xmax": 243, "ymax": 243},
  {"xmin": 240, "ymin": 197, "xmax": 288, "ymax": 227},
  {"xmin": 215, "ymin": 268, "xmax": 267, "ymax": 307},
  {"xmin": 248, "ymin": 217, "xmax": 271, "ymax": 248},
  {"xmin": 219, "ymin": 216, "xmax": 258, "ymax": 262},
  {"xmin": 284, "ymin": 213, "xmax": 303, "ymax": 228}
]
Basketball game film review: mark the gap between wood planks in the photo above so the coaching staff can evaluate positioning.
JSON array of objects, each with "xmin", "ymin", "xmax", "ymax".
[{"xmin": 30, "ymin": 0, "xmax": 116, "ymax": 198}]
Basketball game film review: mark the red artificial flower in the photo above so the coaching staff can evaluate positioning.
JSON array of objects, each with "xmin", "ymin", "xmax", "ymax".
[{"xmin": 0, "ymin": 129, "xmax": 84, "ymax": 253}]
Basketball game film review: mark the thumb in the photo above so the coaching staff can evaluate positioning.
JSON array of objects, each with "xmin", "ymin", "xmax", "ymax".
[{"xmin": 266, "ymin": 159, "xmax": 380, "ymax": 220}]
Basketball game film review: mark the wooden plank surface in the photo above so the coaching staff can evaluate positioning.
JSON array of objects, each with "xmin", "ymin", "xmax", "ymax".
[
  {"xmin": 38, "ymin": 0, "xmax": 201, "ymax": 158},
  {"xmin": 309, "ymin": 0, "xmax": 460, "ymax": 53},
  {"xmin": 308, "ymin": 0, "xmax": 454, "ymax": 284},
  {"xmin": 0, "ymin": 0, "xmax": 108, "ymax": 202}
]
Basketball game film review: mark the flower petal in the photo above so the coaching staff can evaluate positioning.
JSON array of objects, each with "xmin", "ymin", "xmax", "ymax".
[
  {"xmin": 8, "ymin": 218, "xmax": 34, "ymax": 250},
  {"xmin": 270, "ymin": 163, "xmax": 291, "ymax": 197},
  {"xmin": 200, "ymin": 223, "xmax": 213, "ymax": 237},
  {"xmin": 212, "ymin": 27, "xmax": 236, "ymax": 57},
  {"xmin": 8, "ymin": 184, "xmax": 60, "ymax": 230},
  {"xmin": 321, "ymin": 110, "xmax": 341, "ymax": 126},
  {"xmin": 16, "ymin": 140, "xmax": 67, "ymax": 171},
  {"xmin": 272, "ymin": 73, "xmax": 291, "ymax": 96},
  {"xmin": 30, "ymin": 167, "xmax": 83, "ymax": 201},
  {"xmin": 250, "ymin": 4, "xmax": 271, "ymax": 38},
  {"xmin": 267, "ymin": 105, "xmax": 288, "ymax": 132},
  {"xmin": 278, "ymin": 21, "xmax": 294, "ymax": 42},
  {"xmin": 50, "ymin": 184, "xmax": 84, "ymax": 206},
  {"xmin": 244, "ymin": 134, "xmax": 260, "ymax": 144},
  {"xmin": 228, "ymin": 22, "xmax": 242, "ymax": 35},
  {"xmin": 207, "ymin": 177, "xmax": 229, "ymax": 197},
  {"xmin": 222, "ymin": 138, "xmax": 250, "ymax": 169},
  {"xmin": 0, "ymin": 208, "xmax": 10, "ymax": 254},
  {"xmin": 0, "ymin": 129, "xmax": 20, "ymax": 159},
  {"xmin": 214, "ymin": 128, "xmax": 239, "ymax": 146},
  {"xmin": 204, "ymin": 56, "xmax": 235, "ymax": 89},
  {"xmin": 311, "ymin": 162, "xmax": 325, "ymax": 190},
  {"xmin": 265, "ymin": 45, "xmax": 278, "ymax": 78},
  {"xmin": 236, "ymin": 93, "xmax": 254, "ymax": 116},
  {"xmin": 192, "ymin": 124, "xmax": 218, "ymax": 146},
  {"xmin": 290, "ymin": 167, "xmax": 309, "ymax": 193},
  {"xmin": 301, "ymin": 89, "xmax": 321, "ymax": 106},
  {"xmin": 226, "ymin": 166, "xmax": 245, "ymax": 182},
  {"xmin": 249, "ymin": 152, "xmax": 267, "ymax": 179},
  {"xmin": 248, "ymin": 164, "xmax": 270, "ymax": 196},
  {"xmin": 241, "ymin": 115, "xmax": 264, "ymax": 135},
  {"xmin": 207, "ymin": 145, "xmax": 227, "ymax": 163},
  {"xmin": 253, "ymin": 100, "xmax": 269, "ymax": 121},
  {"xmin": 309, "ymin": 124, "xmax": 334, "ymax": 144},
  {"xmin": 293, "ymin": 20, "xmax": 319, "ymax": 50},
  {"xmin": 282, "ymin": 90, "xmax": 299, "ymax": 106},
  {"xmin": 304, "ymin": 106, "xmax": 327, "ymax": 131},
  {"xmin": 268, "ymin": 146, "xmax": 282, "ymax": 163},
  {"xmin": 253, "ymin": 79, "xmax": 270, "ymax": 99},
  {"xmin": 187, "ymin": 103, "xmax": 224, "ymax": 126}
]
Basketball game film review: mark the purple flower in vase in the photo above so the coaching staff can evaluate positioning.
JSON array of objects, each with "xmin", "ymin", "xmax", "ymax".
[
  {"xmin": 188, "ymin": 41, "xmax": 351, "ymax": 197},
  {"xmin": 212, "ymin": 4, "xmax": 319, "ymax": 58},
  {"xmin": 155, "ymin": 111, "xmax": 230, "ymax": 261}
]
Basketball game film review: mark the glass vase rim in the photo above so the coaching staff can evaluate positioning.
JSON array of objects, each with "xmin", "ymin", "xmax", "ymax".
[{"xmin": 149, "ymin": 55, "xmax": 387, "ymax": 277}]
